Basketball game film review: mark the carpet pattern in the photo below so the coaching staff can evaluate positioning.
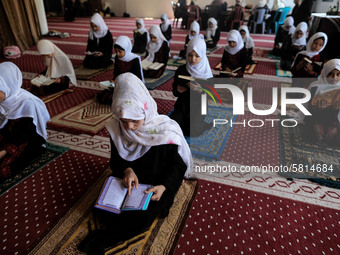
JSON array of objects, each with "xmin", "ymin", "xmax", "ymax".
[
  {"xmin": 275, "ymin": 62, "xmax": 293, "ymax": 78},
  {"xmin": 0, "ymin": 143, "xmax": 69, "ymax": 196},
  {"xmin": 214, "ymin": 62, "xmax": 257, "ymax": 75},
  {"xmin": 29, "ymin": 177, "xmax": 198, "ymax": 255},
  {"xmin": 145, "ymin": 70, "xmax": 175, "ymax": 90},
  {"xmin": 167, "ymin": 58, "xmax": 186, "ymax": 67},
  {"xmin": 74, "ymin": 64, "xmax": 114, "ymax": 80},
  {"xmin": 189, "ymin": 106, "xmax": 236, "ymax": 161},
  {"xmin": 48, "ymin": 97, "xmax": 113, "ymax": 135}
]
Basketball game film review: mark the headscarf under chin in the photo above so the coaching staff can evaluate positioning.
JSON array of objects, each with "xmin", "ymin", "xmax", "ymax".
[
  {"xmin": 89, "ymin": 13, "xmax": 109, "ymax": 45},
  {"xmin": 186, "ymin": 37, "xmax": 213, "ymax": 79},
  {"xmin": 206, "ymin": 17, "xmax": 218, "ymax": 39},
  {"xmin": 282, "ymin": 16, "xmax": 295, "ymax": 35},
  {"xmin": 160, "ymin": 13, "xmax": 170, "ymax": 32},
  {"xmin": 224, "ymin": 30, "xmax": 244, "ymax": 55},
  {"xmin": 291, "ymin": 22, "xmax": 308, "ymax": 46},
  {"xmin": 145, "ymin": 25, "xmax": 168, "ymax": 62},
  {"xmin": 105, "ymin": 72, "xmax": 193, "ymax": 177},
  {"xmin": 239, "ymin": 25, "xmax": 254, "ymax": 49},
  {"xmin": 189, "ymin": 21, "xmax": 204, "ymax": 40}
]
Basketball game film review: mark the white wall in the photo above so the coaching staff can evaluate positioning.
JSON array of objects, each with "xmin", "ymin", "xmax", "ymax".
[{"xmin": 313, "ymin": 0, "xmax": 337, "ymax": 13}]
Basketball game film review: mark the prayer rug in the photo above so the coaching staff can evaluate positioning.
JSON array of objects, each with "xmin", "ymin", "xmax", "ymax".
[
  {"xmin": 74, "ymin": 64, "xmax": 114, "ymax": 80},
  {"xmin": 0, "ymin": 142, "xmax": 68, "ymax": 196},
  {"xmin": 252, "ymin": 48, "xmax": 268, "ymax": 58},
  {"xmin": 275, "ymin": 62, "xmax": 292, "ymax": 78},
  {"xmin": 267, "ymin": 52, "xmax": 281, "ymax": 60},
  {"xmin": 48, "ymin": 97, "xmax": 113, "ymax": 135},
  {"xmin": 167, "ymin": 58, "xmax": 186, "ymax": 67},
  {"xmin": 206, "ymin": 46, "xmax": 219, "ymax": 53},
  {"xmin": 145, "ymin": 70, "xmax": 175, "ymax": 90},
  {"xmin": 279, "ymin": 121, "xmax": 340, "ymax": 186},
  {"xmin": 41, "ymin": 89, "xmax": 74, "ymax": 104},
  {"xmin": 214, "ymin": 62, "xmax": 257, "ymax": 75},
  {"xmin": 29, "ymin": 174, "xmax": 198, "ymax": 255},
  {"xmin": 188, "ymin": 106, "xmax": 237, "ymax": 161}
]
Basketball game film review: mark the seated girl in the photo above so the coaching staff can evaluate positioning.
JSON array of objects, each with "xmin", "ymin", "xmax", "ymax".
[
  {"xmin": 170, "ymin": 37, "xmax": 213, "ymax": 137},
  {"xmin": 239, "ymin": 25, "xmax": 255, "ymax": 65},
  {"xmin": 179, "ymin": 21, "xmax": 204, "ymax": 59},
  {"xmin": 160, "ymin": 13, "xmax": 172, "ymax": 42},
  {"xmin": 304, "ymin": 59, "xmax": 340, "ymax": 145},
  {"xmin": 34, "ymin": 39, "xmax": 77, "ymax": 96},
  {"xmin": 132, "ymin": 18, "xmax": 149, "ymax": 54},
  {"xmin": 97, "ymin": 36, "xmax": 144, "ymax": 104},
  {"xmin": 204, "ymin": 17, "xmax": 220, "ymax": 49},
  {"xmin": 83, "ymin": 13, "xmax": 114, "ymax": 69},
  {"xmin": 280, "ymin": 22, "xmax": 307, "ymax": 71},
  {"xmin": 220, "ymin": 30, "xmax": 247, "ymax": 78},
  {"xmin": 143, "ymin": 25, "xmax": 170, "ymax": 79},
  {"xmin": 272, "ymin": 16, "xmax": 295, "ymax": 56},
  {"xmin": 0, "ymin": 62, "xmax": 50, "ymax": 179},
  {"xmin": 78, "ymin": 72, "xmax": 192, "ymax": 254},
  {"xmin": 291, "ymin": 32, "xmax": 328, "ymax": 88}
]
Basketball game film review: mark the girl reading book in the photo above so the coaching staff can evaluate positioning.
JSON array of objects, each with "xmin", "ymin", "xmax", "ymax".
[
  {"xmin": 83, "ymin": 13, "xmax": 114, "ymax": 69},
  {"xmin": 304, "ymin": 59, "xmax": 340, "ymax": 144},
  {"xmin": 239, "ymin": 25, "xmax": 254, "ymax": 65},
  {"xmin": 143, "ymin": 25, "xmax": 170, "ymax": 78},
  {"xmin": 220, "ymin": 29, "xmax": 247, "ymax": 78},
  {"xmin": 97, "ymin": 36, "xmax": 144, "ymax": 104},
  {"xmin": 204, "ymin": 17, "xmax": 220, "ymax": 49},
  {"xmin": 0, "ymin": 62, "xmax": 50, "ymax": 179},
  {"xmin": 272, "ymin": 16, "xmax": 295, "ymax": 56},
  {"xmin": 280, "ymin": 21, "xmax": 307, "ymax": 71},
  {"xmin": 179, "ymin": 21, "xmax": 204, "ymax": 59},
  {"xmin": 160, "ymin": 13, "xmax": 172, "ymax": 42},
  {"xmin": 291, "ymin": 32, "xmax": 328, "ymax": 88},
  {"xmin": 78, "ymin": 72, "xmax": 192, "ymax": 254},
  {"xmin": 132, "ymin": 18, "xmax": 149, "ymax": 54},
  {"xmin": 34, "ymin": 39, "xmax": 77, "ymax": 96},
  {"xmin": 170, "ymin": 37, "xmax": 213, "ymax": 137}
]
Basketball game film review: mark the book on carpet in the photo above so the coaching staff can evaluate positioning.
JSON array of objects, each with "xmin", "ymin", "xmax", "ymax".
[
  {"xmin": 178, "ymin": 75, "xmax": 207, "ymax": 81},
  {"xmin": 85, "ymin": 51, "xmax": 100, "ymax": 55},
  {"xmin": 220, "ymin": 67, "xmax": 242, "ymax": 75},
  {"xmin": 31, "ymin": 75, "xmax": 55, "ymax": 87},
  {"xmin": 142, "ymin": 59, "xmax": 164, "ymax": 70},
  {"xmin": 99, "ymin": 80, "xmax": 115, "ymax": 89},
  {"xmin": 94, "ymin": 176, "xmax": 153, "ymax": 214}
]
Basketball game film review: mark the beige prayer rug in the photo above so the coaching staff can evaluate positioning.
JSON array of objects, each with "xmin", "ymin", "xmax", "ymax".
[
  {"xmin": 74, "ymin": 64, "xmax": 114, "ymax": 80},
  {"xmin": 29, "ymin": 171, "xmax": 198, "ymax": 255},
  {"xmin": 48, "ymin": 97, "xmax": 113, "ymax": 135}
]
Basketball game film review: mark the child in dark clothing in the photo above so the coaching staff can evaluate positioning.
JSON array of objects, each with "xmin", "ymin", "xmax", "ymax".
[{"xmin": 132, "ymin": 18, "xmax": 149, "ymax": 54}]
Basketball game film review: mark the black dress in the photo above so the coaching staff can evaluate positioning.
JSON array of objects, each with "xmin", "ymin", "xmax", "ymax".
[
  {"xmin": 83, "ymin": 30, "xmax": 114, "ymax": 69},
  {"xmin": 79, "ymin": 142, "xmax": 187, "ymax": 254},
  {"xmin": 179, "ymin": 35, "xmax": 191, "ymax": 59},
  {"xmin": 132, "ymin": 31, "xmax": 148, "ymax": 53},
  {"xmin": 272, "ymin": 26, "xmax": 289, "ymax": 56},
  {"xmin": 160, "ymin": 24, "xmax": 172, "ymax": 41},
  {"xmin": 280, "ymin": 36, "xmax": 305, "ymax": 71},
  {"xmin": 205, "ymin": 28, "xmax": 220, "ymax": 49},
  {"xmin": 220, "ymin": 48, "xmax": 248, "ymax": 77},
  {"xmin": 143, "ymin": 41, "xmax": 169, "ymax": 78}
]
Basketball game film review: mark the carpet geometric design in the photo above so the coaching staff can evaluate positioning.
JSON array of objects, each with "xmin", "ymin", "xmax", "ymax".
[
  {"xmin": 214, "ymin": 62, "xmax": 257, "ymax": 75},
  {"xmin": 275, "ymin": 62, "xmax": 292, "ymax": 78},
  {"xmin": 74, "ymin": 64, "xmax": 114, "ymax": 80},
  {"xmin": 167, "ymin": 58, "xmax": 186, "ymax": 67},
  {"xmin": 145, "ymin": 70, "xmax": 175, "ymax": 90},
  {"xmin": 48, "ymin": 97, "xmax": 113, "ymax": 135}
]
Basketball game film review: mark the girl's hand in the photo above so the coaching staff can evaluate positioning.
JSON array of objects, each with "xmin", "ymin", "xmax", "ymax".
[
  {"xmin": 296, "ymin": 59, "xmax": 305, "ymax": 70},
  {"xmin": 94, "ymin": 52, "xmax": 103, "ymax": 57},
  {"xmin": 54, "ymin": 78, "xmax": 61, "ymax": 83},
  {"xmin": 177, "ymin": 84, "xmax": 188, "ymax": 93},
  {"xmin": 123, "ymin": 168, "xmax": 139, "ymax": 195},
  {"xmin": 145, "ymin": 185, "xmax": 166, "ymax": 201},
  {"xmin": 188, "ymin": 81, "xmax": 202, "ymax": 92},
  {"xmin": 304, "ymin": 63, "xmax": 314, "ymax": 75},
  {"xmin": 224, "ymin": 67, "xmax": 232, "ymax": 72},
  {"xmin": 0, "ymin": 150, "xmax": 7, "ymax": 160}
]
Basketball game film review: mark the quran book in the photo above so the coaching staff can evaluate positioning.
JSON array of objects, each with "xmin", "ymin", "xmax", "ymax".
[
  {"xmin": 141, "ymin": 59, "xmax": 164, "ymax": 70},
  {"xmin": 31, "ymin": 75, "xmax": 55, "ymax": 87},
  {"xmin": 178, "ymin": 75, "xmax": 207, "ymax": 81},
  {"xmin": 312, "ymin": 88, "xmax": 340, "ymax": 108},
  {"xmin": 220, "ymin": 66, "xmax": 242, "ymax": 75},
  {"xmin": 85, "ymin": 51, "xmax": 100, "ymax": 55},
  {"xmin": 94, "ymin": 176, "xmax": 153, "ymax": 214},
  {"xmin": 99, "ymin": 80, "xmax": 115, "ymax": 89}
]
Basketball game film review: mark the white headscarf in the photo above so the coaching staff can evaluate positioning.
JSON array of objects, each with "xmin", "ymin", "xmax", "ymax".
[
  {"xmin": 186, "ymin": 37, "xmax": 213, "ymax": 79},
  {"xmin": 145, "ymin": 25, "xmax": 168, "ymax": 62},
  {"xmin": 106, "ymin": 72, "xmax": 193, "ymax": 177},
  {"xmin": 0, "ymin": 62, "xmax": 50, "ymax": 140},
  {"xmin": 136, "ymin": 18, "xmax": 148, "ymax": 37},
  {"xmin": 115, "ymin": 36, "xmax": 144, "ymax": 83},
  {"xmin": 291, "ymin": 22, "xmax": 308, "ymax": 46},
  {"xmin": 189, "ymin": 21, "xmax": 204, "ymax": 40},
  {"xmin": 160, "ymin": 13, "xmax": 170, "ymax": 32},
  {"xmin": 89, "ymin": 13, "xmax": 109, "ymax": 44},
  {"xmin": 239, "ymin": 25, "xmax": 254, "ymax": 49},
  {"xmin": 37, "ymin": 39, "xmax": 77, "ymax": 86},
  {"xmin": 292, "ymin": 32, "xmax": 328, "ymax": 67},
  {"xmin": 282, "ymin": 16, "xmax": 295, "ymax": 35},
  {"xmin": 206, "ymin": 18, "xmax": 218, "ymax": 39},
  {"xmin": 224, "ymin": 30, "xmax": 244, "ymax": 55}
]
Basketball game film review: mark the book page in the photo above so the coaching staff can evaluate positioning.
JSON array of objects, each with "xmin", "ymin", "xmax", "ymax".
[
  {"xmin": 149, "ymin": 62, "xmax": 164, "ymax": 70},
  {"xmin": 122, "ymin": 184, "xmax": 150, "ymax": 209},
  {"xmin": 141, "ymin": 59, "xmax": 153, "ymax": 69},
  {"xmin": 102, "ymin": 178, "xmax": 127, "ymax": 209},
  {"xmin": 99, "ymin": 80, "xmax": 115, "ymax": 89},
  {"xmin": 31, "ymin": 76, "xmax": 55, "ymax": 87}
]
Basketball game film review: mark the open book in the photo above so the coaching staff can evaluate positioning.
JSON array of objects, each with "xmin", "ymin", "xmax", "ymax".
[
  {"xmin": 99, "ymin": 80, "xmax": 115, "ymax": 89},
  {"xmin": 142, "ymin": 59, "xmax": 164, "ymax": 70},
  {"xmin": 31, "ymin": 75, "xmax": 55, "ymax": 87},
  {"xmin": 178, "ymin": 75, "xmax": 207, "ymax": 81},
  {"xmin": 220, "ymin": 67, "xmax": 242, "ymax": 75},
  {"xmin": 85, "ymin": 51, "xmax": 100, "ymax": 55},
  {"xmin": 312, "ymin": 88, "xmax": 340, "ymax": 108},
  {"xmin": 304, "ymin": 57, "xmax": 322, "ymax": 67},
  {"xmin": 94, "ymin": 176, "xmax": 153, "ymax": 214}
]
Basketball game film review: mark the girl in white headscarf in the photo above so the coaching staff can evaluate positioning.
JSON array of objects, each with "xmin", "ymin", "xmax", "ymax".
[
  {"xmin": 84, "ymin": 13, "xmax": 113, "ymax": 69},
  {"xmin": 179, "ymin": 21, "xmax": 204, "ymax": 59},
  {"xmin": 35, "ymin": 39, "xmax": 77, "ymax": 96},
  {"xmin": 0, "ymin": 62, "xmax": 50, "ymax": 179},
  {"xmin": 291, "ymin": 32, "xmax": 328, "ymax": 80},
  {"xmin": 304, "ymin": 59, "xmax": 340, "ymax": 144},
  {"xmin": 220, "ymin": 30, "xmax": 247, "ymax": 77},
  {"xmin": 78, "ymin": 72, "xmax": 192, "ymax": 253},
  {"xmin": 272, "ymin": 16, "xmax": 296, "ymax": 56},
  {"xmin": 132, "ymin": 18, "xmax": 149, "ymax": 54},
  {"xmin": 239, "ymin": 25, "xmax": 254, "ymax": 64},
  {"xmin": 160, "ymin": 13, "xmax": 172, "ymax": 41},
  {"xmin": 280, "ymin": 21, "xmax": 308, "ymax": 71},
  {"xmin": 144, "ymin": 25, "xmax": 170, "ymax": 78},
  {"xmin": 205, "ymin": 17, "xmax": 220, "ymax": 49},
  {"xmin": 170, "ymin": 37, "xmax": 213, "ymax": 136}
]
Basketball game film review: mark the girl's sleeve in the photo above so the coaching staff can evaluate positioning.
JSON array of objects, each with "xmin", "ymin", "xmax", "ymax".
[{"xmin": 109, "ymin": 139, "xmax": 133, "ymax": 178}]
